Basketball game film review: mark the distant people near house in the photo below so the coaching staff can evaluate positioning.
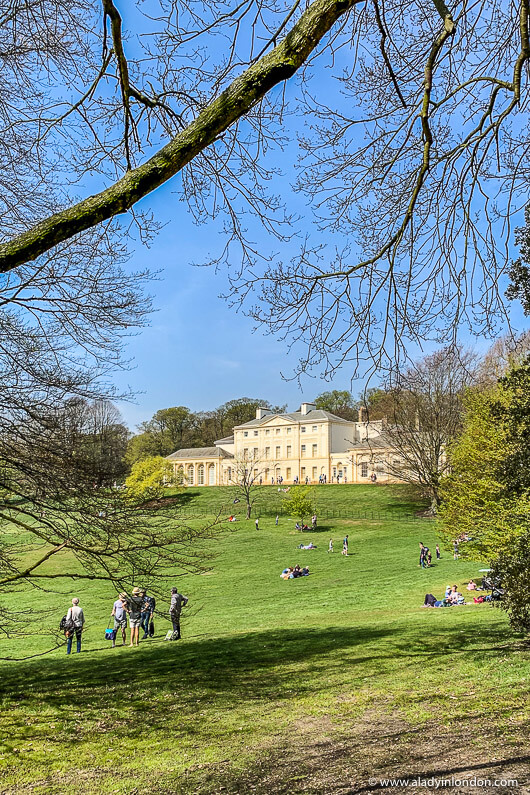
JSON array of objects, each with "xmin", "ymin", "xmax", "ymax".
[
  {"xmin": 169, "ymin": 588, "xmax": 188, "ymax": 640},
  {"xmin": 65, "ymin": 598, "xmax": 84, "ymax": 655},
  {"xmin": 370, "ymin": 472, "xmax": 377, "ymax": 482},
  {"xmin": 111, "ymin": 592, "xmax": 129, "ymax": 648},
  {"xmin": 128, "ymin": 587, "xmax": 144, "ymax": 646}
]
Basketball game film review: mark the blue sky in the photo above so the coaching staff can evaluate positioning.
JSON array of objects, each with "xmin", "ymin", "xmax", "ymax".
[{"xmin": 107, "ymin": 7, "xmax": 529, "ymax": 431}]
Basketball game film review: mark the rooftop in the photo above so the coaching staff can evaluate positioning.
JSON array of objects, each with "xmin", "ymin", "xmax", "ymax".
[
  {"xmin": 166, "ymin": 447, "xmax": 234, "ymax": 460},
  {"xmin": 235, "ymin": 408, "xmax": 352, "ymax": 428}
]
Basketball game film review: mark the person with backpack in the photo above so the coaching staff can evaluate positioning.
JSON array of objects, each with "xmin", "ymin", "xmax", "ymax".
[
  {"xmin": 65, "ymin": 597, "xmax": 84, "ymax": 655},
  {"xmin": 169, "ymin": 588, "xmax": 188, "ymax": 640},
  {"xmin": 141, "ymin": 590, "xmax": 156, "ymax": 639},
  {"xmin": 128, "ymin": 587, "xmax": 144, "ymax": 646}
]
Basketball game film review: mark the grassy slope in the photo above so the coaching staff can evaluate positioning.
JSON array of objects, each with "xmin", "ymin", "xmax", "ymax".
[{"xmin": 0, "ymin": 485, "xmax": 528, "ymax": 793}]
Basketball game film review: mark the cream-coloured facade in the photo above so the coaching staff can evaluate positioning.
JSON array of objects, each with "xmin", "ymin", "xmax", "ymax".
[{"xmin": 167, "ymin": 402, "xmax": 401, "ymax": 486}]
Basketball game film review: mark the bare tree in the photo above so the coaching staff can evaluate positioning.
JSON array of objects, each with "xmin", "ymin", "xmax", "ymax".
[
  {"xmin": 368, "ymin": 348, "xmax": 478, "ymax": 512},
  {"xmin": 0, "ymin": 0, "xmax": 528, "ymax": 377},
  {"xmin": 229, "ymin": 450, "xmax": 275, "ymax": 519}
]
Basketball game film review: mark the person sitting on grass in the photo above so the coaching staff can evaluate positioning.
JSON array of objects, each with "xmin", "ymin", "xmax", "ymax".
[
  {"xmin": 301, "ymin": 567, "xmax": 310, "ymax": 576},
  {"xmin": 466, "ymin": 579, "xmax": 477, "ymax": 591},
  {"xmin": 280, "ymin": 567, "xmax": 293, "ymax": 580},
  {"xmin": 291, "ymin": 564, "xmax": 302, "ymax": 578}
]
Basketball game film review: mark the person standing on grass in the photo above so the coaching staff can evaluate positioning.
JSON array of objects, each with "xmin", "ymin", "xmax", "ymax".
[
  {"xmin": 255, "ymin": 517, "xmax": 259, "ymax": 531},
  {"xmin": 111, "ymin": 592, "xmax": 128, "ymax": 647},
  {"xmin": 128, "ymin": 587, "xmax": 144, "ymax": 646},
  {"xmin": 66, "ymin": 598, "xmax": 84, "ymax": 655},
  {"xmin": 169, "ymin": 588, "xmax": 188, "ymax": 640},
  {"xmin": 342, "ymin": 535, "xmax": 348, "ymax": 556},
  {"xmin": 436, "ymin": 544, "xmax": 441, "ymax": 560},
  {"xmin": 275, "ymin": 515, "xmax": 279, "ymax": 526},
  {"xmin": 328, "ymin": 538, "xmax": 334, "ymax": 553},
  {"xmin": 141, "ymin": 589, "xmax": 156, "ymax": 640}
]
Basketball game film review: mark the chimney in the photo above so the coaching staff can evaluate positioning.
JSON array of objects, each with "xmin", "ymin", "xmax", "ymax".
[
  {"xmin": 256, "ymin": 407, "xmax": 273, "ymax": 420},
  {"xmin": 300, "ymin": 402, "xmax": 316, "ymax": 416},
  {"xmin": 358, "ymin": 407, "xmax": 368, "ymax": 423}
]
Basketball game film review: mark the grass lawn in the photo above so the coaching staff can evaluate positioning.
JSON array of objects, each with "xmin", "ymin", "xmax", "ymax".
[{"xmin": 0, "ymin": 485, "xmax": 529, "ymax": 794}]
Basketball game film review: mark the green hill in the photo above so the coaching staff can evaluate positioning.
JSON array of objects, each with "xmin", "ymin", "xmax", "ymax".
[{"xmin": 0, "ymin": 485, "xmax": 528, "ymax": 793}]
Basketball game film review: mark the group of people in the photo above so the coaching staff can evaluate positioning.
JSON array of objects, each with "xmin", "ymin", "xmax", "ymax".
[
  {"xmin": 280, "ymin": 564, "xmax": 310, "ymax": 579},
  {"xmin": 423, "ymin": 584, "xmax": 466, "ymax": 607},
  {"xmin": 61, "ymin": 586, "xmax": 189, "ymax": 654},
  {"xmin": 418, "ymin": 542, "xmax": 441, "ymax": 567}
]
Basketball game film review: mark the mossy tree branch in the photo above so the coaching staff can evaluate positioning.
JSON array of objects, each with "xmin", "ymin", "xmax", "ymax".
[{"xmin": 0, "ymin": 0, "xmax": 357, "ymax": 274}]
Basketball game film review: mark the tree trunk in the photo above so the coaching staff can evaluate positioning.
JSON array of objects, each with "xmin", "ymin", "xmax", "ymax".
[{"xmin": 246, "ymin": 502, "xmax": 251, "ymax": 520}]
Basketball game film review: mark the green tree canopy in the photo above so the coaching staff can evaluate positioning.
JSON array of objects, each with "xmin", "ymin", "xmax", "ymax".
[
  {"xmin": 440, "ymin": 357, "xmax": 530, "ymax": 630},
  {"xmin": 283, "ymin": 487, "xmax": 315, "ymax": 526},
  {"xmin": 315, "ymin": 390, "xmax": 357, "ymax": 421},
  {"xmin": 125, "ymin": 456, "xmax": 174, "ymax": 503}
]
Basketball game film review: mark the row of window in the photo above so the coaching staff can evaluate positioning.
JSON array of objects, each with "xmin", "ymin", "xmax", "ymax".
[
  {"xmin": 243, "ymin": 425, "xmax": 320, "ymax": 437},
  {"xmin": 177, "ymin": 463, "xmax": 215, "ymax": 485},
  {"xmin": 242, "ymin": 444, "xmax": 320, "ymax": 459}
]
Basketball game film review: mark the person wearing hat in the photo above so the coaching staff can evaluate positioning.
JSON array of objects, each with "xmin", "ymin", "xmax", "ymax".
[
  {"xmin": 129, "ymin": 587, "xmax": 144, "ymax": 646},
  {"xmin": 65, "ymin": 598, "xmax": 84, "ymax": 655},
  {"xmin": 111, "ymin": 592, "xmax": 129, "ymax": 648}
]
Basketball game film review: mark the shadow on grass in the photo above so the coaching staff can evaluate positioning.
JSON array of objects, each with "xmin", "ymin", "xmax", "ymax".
[{"xmin": 1, "ymin": 621, "xmax": 513, "ymax": 721}]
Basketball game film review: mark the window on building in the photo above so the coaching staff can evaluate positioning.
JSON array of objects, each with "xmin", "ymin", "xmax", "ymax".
[
  {"xmin": 312, "ymin": 444, "xmax": 317, "ymax": 457},
  {"xmin": 301, "ymin": 444, "xmax": 306, "ymax": 456},
  {"xmin": 312, "ymin": 467, "xmax": 317, "ymax": 479},
  {"xmin": 253, "ymin": 447, "xmax": 258, "ymax": 458},
  {"xmin": 286, "ymin": 445, "xmax": 291, "ymax": 457},
  {"xmin": 265, "ymin": 429, "xmax": 270, "ymax": 436},
  {"xmin": 265, "ymin": 446, "xmax": 270, "ymax": 458},
  {"xmin": 286, "ymin": 467, "xmax": 291, "ymax": 479},
  {"xmin": 227, "ymin": 466, "xmax": 232, "ymax": 481},
  {"xmin": 301, "ymin": 426, "xmax": 306, "ymax": 433},
  {"xmin": 312, "ymin": 425, "xmax": 318, "ymax": 431},
  {"xmin": 287, "ymin": 427, "xmax": 291, "ymax": 434},
  {"xmin": 276, "ymin": 428, "xmax": 280, "ymax": 434},
  {"xmin": 301, "ymin": 467, "xmax": 306, "ymax": 477},
  {"xmin": 275, "ymin": 446, "xmax": 281, "ymax": 458},
  {"xmin": 243, "ymin": 448, "xmax": 248, "ymax": 457},
  {"xmin": 361, "ymin": 462, "xmax": 368, "ymax": 477},
  {"xmin": 254, "ymin": 430, "xmax": 258, "ymax": 436},
  {"xmin": 244, "ymin": 431, "xmax": 248, "ymax": 437},
  {"xmin": 198, "ymin": 464, "xmax": 205, "ymax": 485},
  {"xmin": 187, "ymin": 464, "xmax": 194, "ymax": 485}
]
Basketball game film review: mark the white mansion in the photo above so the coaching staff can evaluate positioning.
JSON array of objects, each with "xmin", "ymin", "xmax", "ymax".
[{"xmin": 167, "ymin": 402, "xmax": 399, "ymax": 487}]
